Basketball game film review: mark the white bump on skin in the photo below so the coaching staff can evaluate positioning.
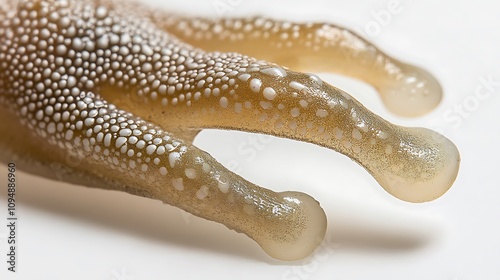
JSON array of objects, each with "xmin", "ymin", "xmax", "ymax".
[
  {"xmin": 95, "ymin": 6, "xmax": 108, "ymax": 19},
  {"xmin": 260, "ymin": 67, "xmax": 287, "ymax": 77},
  {"xmin": 238, "ymin": 73, "xmax": 251, "ymax": 81},
  {"xmin": 136, "ymin": 140, "xmax": 146, "ymax": 149},
  {"xmin": 358, "ymin": 122, "xmax": 369, "ymax": 133},
  {"xmin": 308, "ymin": 73, "xmax": 323, "ymax": 85},
  {"xmin": 259, "ymin": 113, "xmax": 268, "ymax": 122},
  {"xmin": 56, "ymin": 45, "xmax": 67, "ymax": 55},
  {"xmin": 260, "ymin": 101, "xmax": 272, "ymax": 110},
  {"xmin": 146, "ymin": 144, "xmax": 157, "ymax": 154},
  {"xmin": 316, "ymin": 109, "xmax": 328, "ymax": 118},
  {"xmin": 213, "ymin": 88, "xmax": 220, "ymax": 97},
  {"xmin": 185, "ymin": 168, "xmax": 197, "ymax": 179},
  {"xmin": 234, "ymin": 103, "xmax": 243, "ymax": 113},
  {"xmin": 352, "ymin": 145, "xmax": 361, "ymax": 153},
  {"xmin": 352, "ymin": 128, "xmax": 362, "ymax": 140},
  {"xmin": 104, "ymin": 133, "xmax": 112, "ymax": 147},
  {"xmin": 340, "ymin": 91, "xmax": 351, "ymax": 100},
  {"xmin": 47, "ymin": 123, "xmax": 56, "ymax": 134},
  {"xmin": 65, "ymin": 130, "xmax": 74, "ymax": 141},
  {"xmin": 250, "ymin": 78, "xmax": 262, "ymax": 92},
  {"xmin": 378, "ymin": 131, "xmax": 389, "ymax": 139},
  {"xmin": 340, "ymin": 100, "xmax": 349, "ymax": 109},
  {"xmin": 219, "ymin": 96, "xmax": 228, "ymax": 108},
  {"xmin": 172, "ymin": 178, "xmax": 184, "ymax": 191},
  {"xmin": 169, "ymin": 152, "xmax": 181, "ymax": 168},
  {"xmin": 299, "ymin": 100, "xmax": 308, "ymax": 108},
  {"xmin": 217, "ymin": 179, "xmax": 229, "ymax": 193},
  {"xmin": 327, "ymin": 100, "xmax": 337, "ymax": 109},
  {"xmin": 275, "ymin": 120, "xmax": 284, "ymax": 129},
  {"xmin": 290, "ymin": 108, "xmax": 300, "ymax": 117},
  {"xmin": 116, "ymin": 137, "xmax": 127, "ymax": 148},
  {"xmin": 342, "ymin": 140, "xmax": 352, "ymax": 149},
  {"xmin": 119, "ymin": 128, "xmax": 132, "ymax": 137},
  {"xmin": 196, "ymin": 185, "xmax": 209, "ymax": 200},
  {"xmin": 334, "ymin": 127, "xmax": 343, "ymax": 139},
  {"xmin": 385, "ymin": 145, "xmax": 393, "ymax": 154},
  {"xmin": 290, "ymin": 81, "xmax": 307, "ymax": 91},
  {"xmin": 263, "ymin": 87, "xmax": 277, "ymax": 100},
  {"xmin": 129, "ymin": 136, "xmax": 138, "ymax": 144},
  {"xmin": 200, "ymin": 163, "xmax": 210, "ymax": 173}
]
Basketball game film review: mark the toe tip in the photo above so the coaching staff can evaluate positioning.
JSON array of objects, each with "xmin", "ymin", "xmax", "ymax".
[{"xmin": 257, "ymin": 191, "xmax": 327, "ymax": 261}]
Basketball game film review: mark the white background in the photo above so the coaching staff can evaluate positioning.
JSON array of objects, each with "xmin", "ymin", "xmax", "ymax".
[{"xmin": 1, "ymin": 0, "xmax": 499, "ymax": 279}]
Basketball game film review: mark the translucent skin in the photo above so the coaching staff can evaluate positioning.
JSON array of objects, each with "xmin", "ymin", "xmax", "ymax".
[{"xmin": 0, "ymin": 0, "xmax": 459, "ymax": 260}]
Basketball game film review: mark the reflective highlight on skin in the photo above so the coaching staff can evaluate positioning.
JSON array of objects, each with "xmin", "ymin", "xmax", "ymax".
[{"xmin": 0, "ymin": 0, "xmax": 459, "ymax": 260}]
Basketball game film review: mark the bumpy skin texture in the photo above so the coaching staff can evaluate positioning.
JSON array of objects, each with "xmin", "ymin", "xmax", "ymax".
[
  {"xmin": 157, "ymin": 14, "xmax": 443, "ymax": 118},
  {"xmin": 0, "ymin": 0, "xmax": 459, "ymax": 260}
]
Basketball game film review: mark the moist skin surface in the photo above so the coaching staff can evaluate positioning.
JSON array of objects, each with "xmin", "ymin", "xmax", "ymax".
[{"xmin": 0, "ymin": 0, "xmax": 460, "ymax": 261}]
